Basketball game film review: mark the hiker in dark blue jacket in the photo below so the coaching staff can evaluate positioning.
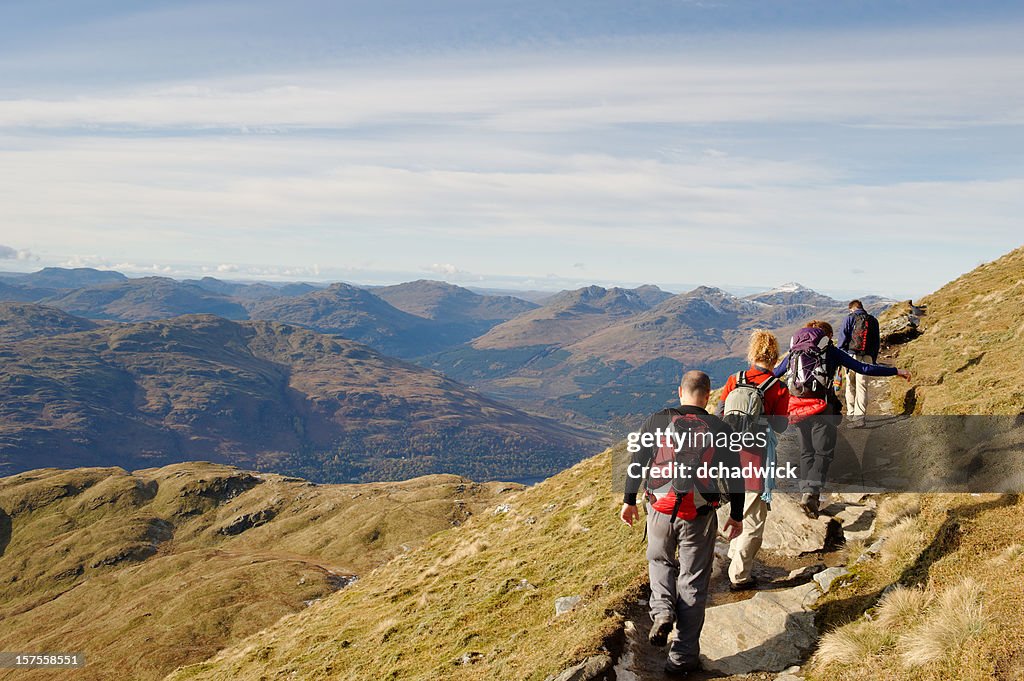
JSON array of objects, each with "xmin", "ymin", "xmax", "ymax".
[
  {"xmin": 774, "ymin": 320, "xmax": 910, "ymax": 517},
  {"xmin": 836, "ymin": 300, "xmax": 881, "ymax": 426}
]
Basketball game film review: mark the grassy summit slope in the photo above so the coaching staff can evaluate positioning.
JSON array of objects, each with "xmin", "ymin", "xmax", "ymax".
[
  {"xmin": 167, "ymin": 445, "xmax": 645, "ymax": 681},
  {"xmin": 806, "ymin": 244, "xmax": 1024, "ymax": 681},
  {"xmin": 888, "ymin": 245, "xmax": 1024, "ymax": 415},
  {"xmin": 0, "ymin": 463, "xmax": 517, "ymax": 681}
]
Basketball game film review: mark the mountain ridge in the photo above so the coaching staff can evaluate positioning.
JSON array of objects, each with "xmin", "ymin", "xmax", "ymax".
[{"xmin": 0, "ymin": 309, "xmax": 598, "ymax": 481}]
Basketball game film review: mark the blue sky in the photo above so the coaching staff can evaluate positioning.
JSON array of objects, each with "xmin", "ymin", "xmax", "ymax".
[{"xmin": 1, "ymin": 1, "xmax": 1023, "ymax": 298}]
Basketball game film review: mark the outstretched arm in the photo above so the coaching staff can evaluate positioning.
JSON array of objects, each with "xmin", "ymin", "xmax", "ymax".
[{"xmin": 829, "ymin": 345, "xmax": 909, "ymax": 379}]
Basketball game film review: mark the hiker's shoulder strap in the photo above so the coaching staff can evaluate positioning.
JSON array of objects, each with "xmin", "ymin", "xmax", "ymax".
[
  {"xmin": 737, "ymin": 370, "xmax": 747, "ymax": 385},
  {"xmin": 756, "ymin": 374, "xmax": 779, "ymax": 395}
]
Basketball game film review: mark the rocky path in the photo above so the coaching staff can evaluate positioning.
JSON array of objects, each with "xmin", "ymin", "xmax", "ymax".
[
  {"xmin": 610, "ymin": 491, "xmax": 874, "ymax": 681},
  {"xmin": 609, "ymin": 374, "xmax": 895, "ymax": 681}
]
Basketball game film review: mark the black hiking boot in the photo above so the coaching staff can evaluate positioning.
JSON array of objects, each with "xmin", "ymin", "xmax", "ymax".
[
  {"xmin": 664, "ymin": 658, "xmax": 702, "ymax": 676},
  {"xmin": 729, "ymin": 577, "xmax": 758, "ymax": 592},
  {"xmin": 648, "ymin": 613, "xmax": 673, "ymax": 647},
  {"xmin": 800, "ymin": 493, "xmax": 820, "ymax": 519}
]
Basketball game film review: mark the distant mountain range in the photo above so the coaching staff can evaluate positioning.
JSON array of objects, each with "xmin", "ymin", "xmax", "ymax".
[
  {"xmin": 0, "ymin": 306, "xmax": 596, "ymax": 481},
  {"xmin": 0, "ymin": 271, "xmax": 541, "ymax": 359},
  {"xmin": 423, "ymin": 283, "xmax": 896, "ymax": 428},
  {"xmin": 0, "ymin": 268, "xmax": 899, "ymax": 471}
]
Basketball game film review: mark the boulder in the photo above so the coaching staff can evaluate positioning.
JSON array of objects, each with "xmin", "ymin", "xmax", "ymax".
[
  {"xmin": 879, "ymin": 310, "xmax": 920, "ymax": 346},
  {"xmin": 813, "ymin": 566, "xmax": 851, "ymax": 593},
  {"xmin": 824, "ymin": 502, "xmax": 875, "ymax": 543},
  {"xmin": 701, "ymin": 582, "xmax": 821, "ymax": 675},
  {"xmin": 762, "ymin": 494, "xmax": 841, "ymax": 556},
  {"xmin": 784, "ymin": 564, "xmax": 825, "ymax": 583},
  {"xmin": 544, "ymin": 654, "xmax": 613, "ymax": 681},
  {"xmin": 555, "ymin": 595, "xmax": 581, "ymax": 616}
]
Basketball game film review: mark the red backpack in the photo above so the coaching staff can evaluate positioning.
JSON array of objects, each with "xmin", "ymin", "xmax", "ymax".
[{"xmin": 644, "ymin": 413, "xmax": 718, "ymax": 517}]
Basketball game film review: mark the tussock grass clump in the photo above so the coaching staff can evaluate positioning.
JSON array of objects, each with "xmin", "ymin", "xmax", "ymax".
[
  {"xmin": 814, "ymin": 620, "xmax": 895, "ymax": 666},
  {"xmin": 899, "ymin": 578, "xmax": 988, "ymax": 668},
  {"xmin": 880, "ymin": 517, "xmax": 927, "ymax": 565},
  {"xmin": 989, "ymin": 543, "xmax": 1024, "ymax": 565},
  {"xmin": 840, "ymin": 538, "xmax": 868, "ymax": 564},
  {"xmin": 874, "ymin": 585, "xmax": 930, "ymax": 630},
  {"xmin": 813, "ymin": 579, "xmax": 988, "ymax": 675},
  {"xmin": 875, "ymin": 495, "xmax": 922, "ymax": 530}
]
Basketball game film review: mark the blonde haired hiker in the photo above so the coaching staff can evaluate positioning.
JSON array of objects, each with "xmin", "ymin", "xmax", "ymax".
[{"xmin": 716, "ymin": 330, "xmax": 790, "ymax": 591}]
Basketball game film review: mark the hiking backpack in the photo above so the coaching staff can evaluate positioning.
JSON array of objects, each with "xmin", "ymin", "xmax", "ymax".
[
  {"xmin": 847, "ymin": 311, "xmax": 877, "ymax": 354},
  {"xmin": 787, "ymin": 327, "xmax": 831, "ymax": 398},
  {"xmin": 643, "ymin": 413, "xmax": 717, "ymax": 514},
  {"xmin": 723, "ymin": 371, "xmax": 778, "ymax": 434}
]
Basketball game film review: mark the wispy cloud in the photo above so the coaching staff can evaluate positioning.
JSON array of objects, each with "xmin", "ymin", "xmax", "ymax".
[
  {"xmin": 0, "ymin": 16, "xmax": 1021, "ymax": 297},
  {"xmin": 2, "ymin": 37, "xmax": 1022, "ymax": 132}
]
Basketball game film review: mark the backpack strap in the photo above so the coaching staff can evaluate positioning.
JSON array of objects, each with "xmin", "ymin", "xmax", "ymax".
[
  {"xmin": 756, "ymin": 375, "xmax": 779, "ymax": 396},
  {"xmin": 669, "ymin": 488, "xmax": 686, "ymax": 521}
]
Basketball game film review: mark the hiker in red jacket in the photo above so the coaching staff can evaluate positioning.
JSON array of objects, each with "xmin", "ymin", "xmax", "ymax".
[
  {"xmin": 716, "ymin": 330, "xmax": 790, "ymax": 591},
  {"xmin": 774, "ymin": 320, "xmax": 911, "ymax": 518}
]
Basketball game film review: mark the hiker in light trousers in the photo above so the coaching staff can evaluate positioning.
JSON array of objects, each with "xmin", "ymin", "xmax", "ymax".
[{"xmin": 716, "ymin": 330, "xmax": 790, "ymax": 591}]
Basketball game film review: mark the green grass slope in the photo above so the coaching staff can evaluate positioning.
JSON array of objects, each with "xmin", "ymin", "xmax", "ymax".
[
  {"xmin": 888, "ymin": 244, "xmax": 1024, "ymax": 415},
  {"xmin": 166, "ymin": 445, "xmax": 645, "ymax": 681},
  {"xmin": 0, "ymin": 463, "xmax": 518, "ymax": 681}
]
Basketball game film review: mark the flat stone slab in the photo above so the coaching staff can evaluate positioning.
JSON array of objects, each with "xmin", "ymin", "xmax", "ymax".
[
  {"xmin": 762, "ymin": 494, "xmax": 840, "ymax": 556},
  {"xmin": 701, "ymin": 582, "xmax": 821, "ymax": 675},
  {"xmin": 775, "ymin": 667, "xmax": 804, "ymax": 681}
]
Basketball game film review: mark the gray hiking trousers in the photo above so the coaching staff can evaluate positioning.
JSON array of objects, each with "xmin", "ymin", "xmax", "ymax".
[{"xmin": 645, "ymin": 504, "xmax": 717, "ymax": 666}]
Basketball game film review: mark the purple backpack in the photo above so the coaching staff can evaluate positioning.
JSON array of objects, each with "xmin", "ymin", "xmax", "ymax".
[{"xmin": 788, "ymin": 327, "xmax": 831, "ymax": 397}]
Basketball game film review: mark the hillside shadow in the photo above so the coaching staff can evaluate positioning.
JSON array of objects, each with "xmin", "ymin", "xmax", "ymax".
[
  {"xmin": 898, "ymin": 493, "xmax": 1017, "ymax": 586},
  {"xmin": 816, "ymin": 494, "xmax": 1017, "ymax": 632},
  {"xmin": 0, "ymin": 509, "xmax": 10, "ymax": 557},
  {"xmin": 954, "ymin": 353, "xmax": 987, "ymax": 374}
]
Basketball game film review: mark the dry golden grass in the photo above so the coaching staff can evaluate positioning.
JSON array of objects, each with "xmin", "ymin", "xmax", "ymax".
[
  {"xmin": 814, "ymin": 620, "xmax": 895, "ymax": 666},
  {"xmin": 165, "ymin": 445, "xmax": 648, "ymax": 681},
  {"xmin": 0, "ymin": 464, "xmax": 515, "ymax": 681},
  {"xmin": 899, "ymin": 579, "xmax": 987, "ymax": 668},
  {"xmin": 875, "ymin": 495, "xmax": 922, "ymax": 530},
  {"xmin": 874, "ymin": 586, "xmax": 930, "ymax": 630},
  {"xmin": 808, "ymin": 493, "xmax": 1024, "ymax": 681},
  {"xmin": 879, "ymin": 517, "xmax": 928, "ymax": 565},
  {"xmin": 887, "ymin": 245, "xmax": 1024, "ymax": 415},
  {"xmin": 989, "ymin": 542, "xmax": 1024, "ymax": 565},
  {"xmin": 839, "ymin": 537, "xmax": 869, "ymax": 565}
]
